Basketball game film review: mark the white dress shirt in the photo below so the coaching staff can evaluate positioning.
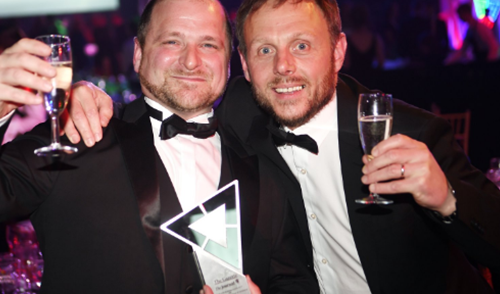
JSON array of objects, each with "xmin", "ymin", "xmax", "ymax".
[
  {"xmin": 145, "ymin": 97, "xmax": 221, "ymax": 212},
  {"xmin": 277, "ymin": 94, "xmax": 371, "ymax": 294}
]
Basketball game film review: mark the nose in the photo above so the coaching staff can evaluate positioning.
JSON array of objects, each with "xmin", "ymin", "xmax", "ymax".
[
  {"xmin": 179, "ymin": 45, "xmax": 201, "ymax": 70},
  {"xmin": 274, "ymin": 50, "xmax": 296, "ymax": 76}
]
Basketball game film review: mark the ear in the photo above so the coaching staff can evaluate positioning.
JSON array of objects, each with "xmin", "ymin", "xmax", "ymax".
[
  {"xmin": 133, "ymin": 37, "xmax": 142, "ymax": 73},
  {"xmin": 238, "ymin": 47, "xmax": 251, "ymax": 82},
  {"xmin": 333, "ymin": 33, "xmax": 347, "ymax": 73}
]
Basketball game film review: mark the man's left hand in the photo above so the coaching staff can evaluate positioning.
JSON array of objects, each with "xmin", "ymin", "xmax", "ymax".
[{"xmin": 361, "ymin": 134, "xmax": 456, "ymax": 216}]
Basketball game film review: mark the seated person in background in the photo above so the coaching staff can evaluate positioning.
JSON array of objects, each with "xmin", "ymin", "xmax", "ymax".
[
  {"xmin": 341, "ymin": 4, "xmax": 385, "ymax": 86},
  {"xmin": 446, "ymin": 3, "xmax": 500, "ymax": 64}
]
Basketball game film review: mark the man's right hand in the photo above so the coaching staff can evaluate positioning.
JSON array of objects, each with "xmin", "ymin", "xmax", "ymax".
[
  {"xmin": 0, "ymin": 38, "xmax": 55, "ymax": 117},
  {"xmin": 63, "ymin": 81, "xmax": 114, "ymax": 147}
]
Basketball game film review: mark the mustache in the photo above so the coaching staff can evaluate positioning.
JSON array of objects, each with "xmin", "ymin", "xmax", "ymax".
[{"xmin": 267, "ymin": 76, "xmax": 309, "ymax": 88}]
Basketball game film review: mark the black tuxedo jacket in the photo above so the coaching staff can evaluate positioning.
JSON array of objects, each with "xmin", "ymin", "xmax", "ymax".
[
  {"xmin": 0, "ymin": 98, "xmax": 318, "ymax": 294},
  {"xmin": 217, "ymin": 75, "xmax": 500, "ymax": 294}
]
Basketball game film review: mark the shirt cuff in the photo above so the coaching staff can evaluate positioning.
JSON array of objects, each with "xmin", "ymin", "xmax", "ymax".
[{"xmin": 0, "ymin": 109, "xmax": 15, "ymax": 128}]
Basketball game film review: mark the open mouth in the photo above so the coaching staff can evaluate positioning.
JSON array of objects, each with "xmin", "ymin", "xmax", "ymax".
[{"xmin": 274, "ymin": 85, "xmax": 306, "ymax": 94}]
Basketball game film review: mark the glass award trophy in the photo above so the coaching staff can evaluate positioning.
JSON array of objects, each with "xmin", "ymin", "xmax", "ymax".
[{"xmin": 160, "ymin": 180, "xmax": 251, "ymax": 294}]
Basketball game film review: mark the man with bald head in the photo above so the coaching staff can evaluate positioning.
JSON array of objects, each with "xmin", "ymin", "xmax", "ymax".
[{"xmin": 0, "ymin": 0, "xmax": 318, "ymax": 293}]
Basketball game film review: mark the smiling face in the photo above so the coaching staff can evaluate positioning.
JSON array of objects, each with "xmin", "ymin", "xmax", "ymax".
[
  {"xmin": 239, "ymin": 0, "xmax": 346, "ymax": 129},
  {"xmin": 133, "ymin": 0, "xmax": 230, "ymax": 119}
]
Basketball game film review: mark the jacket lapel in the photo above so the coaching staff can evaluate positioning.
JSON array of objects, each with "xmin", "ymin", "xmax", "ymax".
[
  {"xmin": 113, "ymin": 98, "xmax": 183, "ymax": 276},
  {"xmin": 218, "ymin": 125, "xmax": 274, "ymax": 291},
  {"xmin": 245, "ymin": 113, "xmax": 314, "ymax": 262},
  {"xmin": 337, "ymin": 75, "xmax": 383, "ymax": 294}
]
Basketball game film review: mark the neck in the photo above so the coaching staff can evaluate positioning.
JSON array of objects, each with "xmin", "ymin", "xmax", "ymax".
[
  {"xmin": 148, "ymin": 97, "xmax": 213, "ymax": 121},
  {"xmin": 165, "ymin": 106, "xmax": 213, "ymax": 121}
]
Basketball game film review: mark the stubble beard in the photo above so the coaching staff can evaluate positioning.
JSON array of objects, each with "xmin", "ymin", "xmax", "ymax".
[
  {"xmin": 251, "ymin": 61, "xmax": 337, "ymax": 129},
  {"xmin": 139, "ymin": 67, "xmax": 222, "ymax": 114}
]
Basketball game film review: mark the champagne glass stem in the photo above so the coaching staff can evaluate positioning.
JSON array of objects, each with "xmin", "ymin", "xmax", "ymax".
[{"xmin": 50, "ymin": 114, "xmax": 60, "ymax": 145}]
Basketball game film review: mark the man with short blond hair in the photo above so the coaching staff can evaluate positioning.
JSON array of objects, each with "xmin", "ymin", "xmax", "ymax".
[{"xmin": 218, "ymin": 0, "xmax": 500, "ymax": 293}]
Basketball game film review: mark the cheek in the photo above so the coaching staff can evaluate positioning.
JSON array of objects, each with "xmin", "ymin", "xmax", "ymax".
[
  {"xmin": 150, "ymin": 50, "xmax": 178, "ymax": 70},
  {"xmin": 248, "ymin": 64, "xmax": 271, "ymax": 89},
  {"xmin": 207, "ymin": 56, "xmax": 228, "ymax": 83}
]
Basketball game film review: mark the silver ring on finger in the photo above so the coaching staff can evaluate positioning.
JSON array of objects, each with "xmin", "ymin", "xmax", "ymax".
[{"xmin": 401, "ymin": 164, "xmax": 405, "ymax": 178}]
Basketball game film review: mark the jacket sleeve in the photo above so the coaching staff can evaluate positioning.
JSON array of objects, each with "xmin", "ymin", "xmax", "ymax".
[
  {"xmin": 0, "ymin": 122, "xmax": 55, "ymax": 222},
  {"xmin": 418, "ymin": 114, "xmax": 500, "ymax": 268}
]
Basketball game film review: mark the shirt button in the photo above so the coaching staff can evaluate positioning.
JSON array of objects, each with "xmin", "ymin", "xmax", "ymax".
[
  {"xmin": 322, "ymin": 258, "xmax": 328, "ymax": 264},
  {"xmin": 300, "ymin": 169, "xmax": 307, "ymax": 175},
  {"xmin": 310, "ymin": 214, "xmax": 317, "ymax": 220}
]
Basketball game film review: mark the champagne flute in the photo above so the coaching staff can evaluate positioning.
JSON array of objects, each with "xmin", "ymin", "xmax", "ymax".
[
  {"xmin": 34, "ymin": 35, "xmax": 77, "ymax": 156},
  {"xmin": 356, "ymin": 93, "xmax": 393, "ymax": 205}
]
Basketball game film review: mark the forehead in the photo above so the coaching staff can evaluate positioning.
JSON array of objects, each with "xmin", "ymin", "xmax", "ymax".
[
  {"xmin": 245, "ymin": 1, "xmax": 327, "ymax": 41},
  {"xmin": 148, "ymin": 0, "xmax": 227, "ymax": 42}
]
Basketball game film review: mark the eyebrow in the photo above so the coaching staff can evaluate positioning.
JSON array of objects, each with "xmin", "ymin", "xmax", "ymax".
[
  {"xmin": 153, "ymin": 32, "xmax": 223, "ymax": 45},
  {"xmin": 201, "ymin": 36, "xmax": 220, "ymax": 43},
  {"xmin": 153, "ymin": 31, "xmax": 182, "ymax": 43},
  {"xmin": 249, "ymin": 32, "xmax": 313, "ymax": 47}
]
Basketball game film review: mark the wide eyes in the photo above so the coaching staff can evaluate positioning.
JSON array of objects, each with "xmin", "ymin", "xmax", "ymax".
[
  {"xmin": 256, "ymin": 42, "xmax": 310, "ymax": 56},
  {"xmin": 259, "ymin": 47, "xmax": 273, "ymax": 55},
  {"xmin": 294, "ymin": 42, "xmax": 309, "ymax": 51}
]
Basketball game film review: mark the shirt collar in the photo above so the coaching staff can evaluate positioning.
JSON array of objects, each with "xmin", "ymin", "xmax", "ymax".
[
  {"xmin": 144, "ymin": 96, "xmax": 214, "ymax": 124},
  {"xmin": 283, "ymin": 92, "xmax": 338, "ymax": 146}
]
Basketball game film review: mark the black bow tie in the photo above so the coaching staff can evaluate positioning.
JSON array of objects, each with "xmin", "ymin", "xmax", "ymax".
[
  {"xmin": 146, "ymin": 103, "xmax": 218, "ymax": 140},
  {"xmin": 267, "ymin": 124, "xmax": 319, "ymax": 154}
]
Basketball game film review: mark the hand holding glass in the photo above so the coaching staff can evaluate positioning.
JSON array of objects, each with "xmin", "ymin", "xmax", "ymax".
[
  {"xmin": 34, "ymin": 35, "xmax": 77, "ymax": 156},
  {"xmin": 356, "ymin": 93, "xmax": 393, "ymax": 205}
]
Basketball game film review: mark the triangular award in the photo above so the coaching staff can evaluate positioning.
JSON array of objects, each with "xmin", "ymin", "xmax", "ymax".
[{"xmin": 160, "ymin": 180, "xmax": 251, "ymax": 294}]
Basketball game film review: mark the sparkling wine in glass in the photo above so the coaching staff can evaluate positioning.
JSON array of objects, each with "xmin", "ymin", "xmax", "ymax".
[
  {"xmin": 34, "ymin": 35, "xmax": 77, "ymax": 156},
  {"xmin": 356, "ymin": 93, "xmax": 393, "ymax": 205}
]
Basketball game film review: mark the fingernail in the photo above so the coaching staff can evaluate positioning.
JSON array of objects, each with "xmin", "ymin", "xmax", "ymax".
[
  {"xmin": 70, "ymin": 135, "xmax": 79, "ymax": 144},
  {"xmin": 371, "ymin": 148, "xmax": 378, "ymax": 156},
  {"xmin": 200, "ymin": 290, "xmax": 205, "ymax": 294},
  {"xmin": 361, "ymin": 176, "xmax": 367, "ymax": 184},
  {"xmin": 94, "ymin": 133, "xmax": 102, "ymax": 142},
  {"xmin": 85, "ymin": 137, "xmax": 95, "ymax": 147}
]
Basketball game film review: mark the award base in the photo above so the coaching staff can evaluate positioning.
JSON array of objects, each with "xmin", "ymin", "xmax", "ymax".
[{"xmin": 194, "ymin": 250, "xmax": 250, "ymax": 294}]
